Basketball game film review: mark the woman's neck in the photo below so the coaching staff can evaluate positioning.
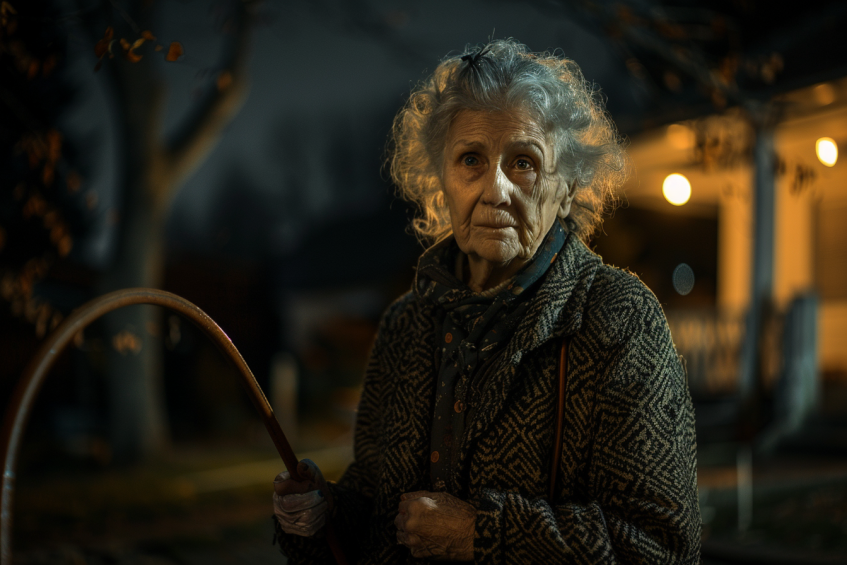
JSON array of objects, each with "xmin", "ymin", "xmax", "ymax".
[{"xmin": 462, "ymin": 254, "xmax": 525, "ymax": 293}]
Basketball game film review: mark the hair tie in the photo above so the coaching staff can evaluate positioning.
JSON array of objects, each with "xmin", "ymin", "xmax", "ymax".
[{"xmin": 460, "ymin": 45, "xmax": 491, "ymax": 71}]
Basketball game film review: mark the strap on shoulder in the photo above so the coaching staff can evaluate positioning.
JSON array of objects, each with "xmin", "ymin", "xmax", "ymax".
[{"xmin": 548, "ymin": 338, "xmax": 570, "ymax": 500}]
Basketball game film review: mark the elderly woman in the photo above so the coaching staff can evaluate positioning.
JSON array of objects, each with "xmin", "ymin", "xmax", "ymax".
[{"xmin": 273, "ymin": 39, "xmax": 701, "ymax": 564}]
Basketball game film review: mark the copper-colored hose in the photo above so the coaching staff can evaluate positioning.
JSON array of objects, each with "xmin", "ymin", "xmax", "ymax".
[{"xmin": 0, "ymin": 288, "xmax": 347, "ymax": 565}]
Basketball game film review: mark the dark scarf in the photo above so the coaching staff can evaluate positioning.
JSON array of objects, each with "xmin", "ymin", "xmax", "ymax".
[{"xmin": 414, "ymin": 221, "xmax": 568, "ymax": 493}]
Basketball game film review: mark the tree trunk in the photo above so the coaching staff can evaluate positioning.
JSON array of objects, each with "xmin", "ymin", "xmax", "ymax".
[
  {"xmin": 90, "ymin": 0, "xmax": 252, "ymax": 462},
  {"xmin": 98, "ymin": 200, "xmax": 169, "ymax": 461},
  {"xmin": 97, "ymin": 44, "xmax": 170, "ymax": 461}
]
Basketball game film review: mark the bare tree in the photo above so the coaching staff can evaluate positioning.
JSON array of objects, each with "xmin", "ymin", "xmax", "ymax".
[{"xmin": 84, "ymin": 0, "xmax": 256, "ymax": 461}]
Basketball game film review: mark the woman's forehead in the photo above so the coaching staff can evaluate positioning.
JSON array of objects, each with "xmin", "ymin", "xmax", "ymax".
[{"xmin": 446, "ymin": 109, "xmax": 550, "ymax": 150}]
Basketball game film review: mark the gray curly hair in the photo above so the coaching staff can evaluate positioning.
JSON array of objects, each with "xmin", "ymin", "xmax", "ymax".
[{"xmin": 388, "ymin": 39, "xmax": 628, "ymax": 244}]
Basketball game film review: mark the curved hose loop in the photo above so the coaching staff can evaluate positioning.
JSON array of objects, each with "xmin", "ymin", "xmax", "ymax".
[{"xmin": 0, "ymin": 288, "xmax": 347, "ymax": 565}]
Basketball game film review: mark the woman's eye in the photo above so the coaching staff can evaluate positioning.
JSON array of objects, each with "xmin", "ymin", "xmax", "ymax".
[
  {"xmin": 515, "ymin": 158, "xmax": 533, "ymax": 170},
  {"xmin": 463, "ymin": 155, "xmax": 479, "ymax": 166}
]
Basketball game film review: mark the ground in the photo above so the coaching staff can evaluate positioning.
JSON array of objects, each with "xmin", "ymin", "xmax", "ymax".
[{"xmin": 9, "ymin": 413, "xmax": 847, "ymax": 564}]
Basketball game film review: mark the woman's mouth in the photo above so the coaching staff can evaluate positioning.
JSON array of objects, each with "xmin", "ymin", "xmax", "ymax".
[{"xmin": 475, "ymin": 210, "xmax": 518, "ymax": 229}]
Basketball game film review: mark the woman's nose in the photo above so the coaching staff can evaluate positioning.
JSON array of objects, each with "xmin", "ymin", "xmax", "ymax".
[{"xmin": 481, "ymin": 166, "xmax": 511, "ymax": 206}]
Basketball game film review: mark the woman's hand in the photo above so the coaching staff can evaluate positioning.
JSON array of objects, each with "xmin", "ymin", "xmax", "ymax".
[
  {"xmin": 273, "ymin": 459, "xmax": 331, "ymax": 537},
  {"xmin": 395, "ymin": 491, "xmax": 476, "ymax": 561}
]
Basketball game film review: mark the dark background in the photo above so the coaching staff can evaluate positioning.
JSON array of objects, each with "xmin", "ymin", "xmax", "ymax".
[{"xmin": 2, "ymin": 1, "xmax": 847, "ymax": 563}]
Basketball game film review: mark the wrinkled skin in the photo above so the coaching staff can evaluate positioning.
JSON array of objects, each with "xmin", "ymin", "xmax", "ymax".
[
  {"xmin": 441, "ymin": 109, "xmax": 575, "ymax": 292},
  {"xmin": 273, "ymin": 459, "xmax": 331, "ymax": 537},
  {"xmin": 395, "ymin": 491, "xmax": 476, "ymax": 561}
]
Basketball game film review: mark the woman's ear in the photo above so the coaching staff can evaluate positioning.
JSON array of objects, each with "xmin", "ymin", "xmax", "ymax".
[{"xmin": 557, "ymin": 180, "xmax": 577, "ymax": 218}]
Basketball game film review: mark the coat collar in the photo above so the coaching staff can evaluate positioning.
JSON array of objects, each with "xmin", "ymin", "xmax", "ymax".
[{"xmin": 501, "ymin": 231, "xmax": 602, "ymax": 361}]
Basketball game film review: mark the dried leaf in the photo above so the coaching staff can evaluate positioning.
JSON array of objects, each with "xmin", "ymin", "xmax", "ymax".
[
  {"xmin": 66, "ymin": 171, "xmax": 81, "ymax": 193},
  {"xmin": 94, "ymin": 27, "xmax": 114, "ymax": 58},
  {"xmin": 216, "ymin": 70, "xmax": 232, "ymax": 91},
  {"xmin": 49, "ymin": 224, "xmax": 63, "ymax": 244},
  {"xmin": 126, "ymin": 48, "xmax": 142, "ymax": 63},
  {"xmin": 51, "ymin": 311, "xmax": 63, "ymax": 331},
  {"xmin": 141, "ymin": 30, "xmax": 156, "ymax": 41},
  {"xmin": 46, "ymin": 129, "xmax": 61, "ymax": 162},
  {"xmin": 94, "ymin": 39, "xmax": 109, "ymax": 58},
  {"xmin": 43, "ymin": 210, "xmax": 57, "ymax": 228},
  {"xmin": 154, "ymin": 45, "xmax": 163, "ymax": 51},
  {"xmin": 41, "ymin": 163, "xmax": 54, "ymax": 186},
  {"xmin": 24, "ymin": 297, "xmax": 40, "ymax": 323},
  {"xmin": 121, "ymin": 35, "xmax": 144, "ymax": 62},
  {"xmin": 1, "ymin": 1, "xmax": 16, "ymax": 27},
  {"xmin": 23, "ymin": 195, "xmax": 45, "ymax": 218},
  {"xmin": 57, "ymin": 235, "xmax": 72, "ymax": 257},
  {"xmin": 165, "ymin": 41, "xmax": 183, "ymax": 62},
  {"xmin": 113, "ymin": 330, "xmax": 142, "ymax": 355},
  {"xmin": 27, "ymin": 59, "xmax": 38, "ymax": 80},
  {"xmin": 35, "ymin": 302, "xmax": 51, "ymax": 336}
]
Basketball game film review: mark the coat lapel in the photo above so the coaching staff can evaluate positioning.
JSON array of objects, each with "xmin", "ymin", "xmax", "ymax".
[
  {"xmin": 377, "ymin": 299, "xmax": 438, "ymax": 499},
  {"xmin": 458, "ymin": 236, "xmax": 602, "ymax": 468}
]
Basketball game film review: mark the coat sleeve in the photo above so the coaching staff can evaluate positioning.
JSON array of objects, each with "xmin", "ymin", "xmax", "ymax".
[
  {"xmin": 472, "ymin": 283, "xmax": 701, "ymax": 564},
  {"xmin": 275, "ymin": 297, "xmax": 407, "ymax": 564}
]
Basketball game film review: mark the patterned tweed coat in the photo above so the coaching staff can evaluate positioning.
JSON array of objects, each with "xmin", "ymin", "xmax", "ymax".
[{"xmin": 277, "ymin": 234, "xmax": 701, "ymax": 564}]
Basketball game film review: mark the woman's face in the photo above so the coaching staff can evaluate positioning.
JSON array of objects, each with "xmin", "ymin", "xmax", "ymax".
[{"xmin": 441, "ymin": 109, "xmax": 572, "ymax": 269}]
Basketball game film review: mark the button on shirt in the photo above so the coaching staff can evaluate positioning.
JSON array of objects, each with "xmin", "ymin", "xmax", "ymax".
[{"xmin": 416, "ymin": 221, "xmax": 568, "ymax": 494}]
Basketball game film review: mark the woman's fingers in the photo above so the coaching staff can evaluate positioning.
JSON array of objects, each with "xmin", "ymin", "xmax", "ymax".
[
  {"xmin": 275, "ymin": 502, "xmax": 326, "ymax": 524},
  {"xmin": 272, "ymin": 461, "xmax": 332, "ymax": 539},
  {"xmin": 274, "ymin": 493, "xmax": 328, "ymax": 537},
  {"xmin": 394, "ymin": 508, "xmax": 408, "ymax": 532},
  {"xmin": 276, "ymin": 503, "xmax": 326, "ymax": 526},
  {"xmin": 394, "ymin": 491, "xmax": 476, "ymax": 560},
  {"xmin": 396, "ymin": 530, "xmax": 421, "ymax": 547},
  {"xmin": 277, "ymin": 506, "xmax": 327, "ymax": 537},
  {"xmin": 274, "ymin": 490, "xmax": 325, "ymax": 513},
  {"xmin": 298, "ymin": 510, "xmax": 327, "ymax": 536}
]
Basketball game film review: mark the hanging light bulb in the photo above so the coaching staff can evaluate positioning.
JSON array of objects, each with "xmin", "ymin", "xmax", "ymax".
[
  {"xmin": 663, "ymin": 173, "xmax": 691, "ymax": 206},
  {"xmin": 816, "ymin": 137, "xmax": 838, "ymax": 167}
]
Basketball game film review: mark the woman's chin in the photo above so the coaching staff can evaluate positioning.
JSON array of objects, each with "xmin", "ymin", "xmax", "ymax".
[{"xmin": 471, "ymin": 239, "xmax": 522, "ymax": 265}]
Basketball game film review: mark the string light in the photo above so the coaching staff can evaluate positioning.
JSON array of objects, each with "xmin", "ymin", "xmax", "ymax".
[
  {"xmin": 663, "ymin": 173, "xmax": 691, "ymax": 206},
  {"xmin": 816, "ymin": 137, "xmax": 838, "ymax": 167}
]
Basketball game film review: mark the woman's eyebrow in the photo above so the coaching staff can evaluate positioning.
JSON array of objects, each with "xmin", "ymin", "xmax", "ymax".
[
  {"xmin": 510, "ymin": 140, "xmax": 545, "ymax": 155},
  {"xmin": 451, "ymin": 139, "xmax": 485, "ymax": 150}
]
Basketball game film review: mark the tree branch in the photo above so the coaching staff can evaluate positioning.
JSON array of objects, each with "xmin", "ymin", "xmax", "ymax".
[
  {"xmin": 155, "ymin": 0, "xmax": 256, "ymax": 210},
  {"xmin": 542, "ymin": 0, "xmax": 744, "ymax": 105}
]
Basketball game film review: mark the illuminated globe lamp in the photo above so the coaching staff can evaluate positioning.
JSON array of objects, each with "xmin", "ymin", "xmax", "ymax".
[
  {"xmin": 816, "ymin": 137, "xmax": 838, "ymax": 167},
  {"xmin": 663, "ymin": 173, "xmax": 691, "ymax": 206}
]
